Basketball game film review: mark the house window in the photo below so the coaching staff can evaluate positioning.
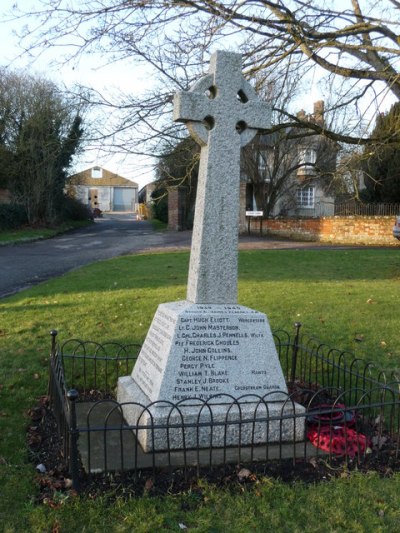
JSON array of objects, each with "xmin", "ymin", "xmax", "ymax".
[
  {"xmin": 257, "ymin": 149, "xmax": 271, "ymax": 182},
  {"xmin": 91, "ymin": 167, "xmax": 103, "ymax": 178},
  {"xmin": 299, "ymin": 148, "xmax": 316, "ymax": 171},
  {"xmin": 296, "ymin": 186, "xmax": 315, "ymax": 208},
  {"xmin": 257, "ymin": 150, "xmax": 267, "ymax": 174}
]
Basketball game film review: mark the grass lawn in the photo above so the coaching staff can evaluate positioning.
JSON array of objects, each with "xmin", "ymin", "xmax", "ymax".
[
  {"xmin": 0, "ymin": 220, "xmax": 93, "ymax": 245},
  {"xmin": 149, "ymin": 218, "xmax": 168, "ymax": 231},
  {"xmin": 1, "ymin": 248, "xmax": 400, "ymax": 531}
]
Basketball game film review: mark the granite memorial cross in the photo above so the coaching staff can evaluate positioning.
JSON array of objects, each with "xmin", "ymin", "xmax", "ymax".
[
  {"xmin": 117, "ymin": 51, "xmax": 304, "ymax": 452},
  {"xmin": 173, "ymin": 50, "xmax": 271, "ymax": 304}
]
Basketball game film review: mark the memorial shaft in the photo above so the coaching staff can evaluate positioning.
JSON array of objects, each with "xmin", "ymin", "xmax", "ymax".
[
  {"xmin": 173, "ymin": 51, "xmax": 271, "ymax": 304},
  {"xmin": 187, "ymin": 110, "xmax": 242, "ymax": 304}
]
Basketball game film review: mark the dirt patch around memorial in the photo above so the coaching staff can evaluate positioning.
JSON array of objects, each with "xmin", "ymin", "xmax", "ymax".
[{"xmin": 26, "ymin": 394, "xmax": 400, "ymax": 506}]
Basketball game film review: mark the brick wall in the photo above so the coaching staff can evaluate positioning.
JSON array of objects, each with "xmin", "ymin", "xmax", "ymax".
[
  {"xmin": 246, "ymin": 216, "xmax": 396, "ymax": 245},
  {"xmin": 168, "ymin": 187, "xmax": 187, "ymax": 231}
]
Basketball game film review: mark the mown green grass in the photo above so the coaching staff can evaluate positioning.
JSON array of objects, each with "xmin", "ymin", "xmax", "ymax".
[
  {"xmin": 0, "ymin": 220, "xmax": 93, "ymax": 245},
  {"xmin": 238, "ymin": 249, "xmax": 400, "ymax": 368},
  {"xmin": 149, "ymin": 218, "xmax": 168, "ymax": 231},
  {"xmin": 1, "ymin": 248, "xmax": 400, "ymax": 532}
]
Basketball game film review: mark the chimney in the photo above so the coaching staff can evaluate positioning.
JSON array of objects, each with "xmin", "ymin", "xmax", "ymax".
[
  {"xmin": 297, "ymin": 109, "xmax": 306, "ymax": 121},
  {"xmin": 313, "ymin": 100, "xmax": 324, "ymax": 125}
]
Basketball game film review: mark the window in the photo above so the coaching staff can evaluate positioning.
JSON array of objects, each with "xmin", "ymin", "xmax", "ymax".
[
  {"xmin": 91, "ymin": 167, "xmax": 103, "ymax": 178},
  {"xmin": 299, "ymin": 148, "xmax": 316, "ymax": 171},
  {"xmin": 296, "ymin": 186, "xmax": 315, "ymax": 208},
  {"xmin": 257, "ymin": 150, "xmax": 268, "ymax": 179},
  {"xmin": 258, "ymin": 150, "xmax": 267, "ymax": 176}
]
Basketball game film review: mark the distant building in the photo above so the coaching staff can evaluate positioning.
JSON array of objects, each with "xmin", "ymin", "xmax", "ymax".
[
  {"xmin": 67, "ymin": 167, "xmax": 139, "ymax": 212},
  {"xmin": 290, "ymin": 101, "xmax": 338, "ymax": 217},
  {"xmin": 240, "ymin": 101, "xmax": 340, "ymax": 225}
]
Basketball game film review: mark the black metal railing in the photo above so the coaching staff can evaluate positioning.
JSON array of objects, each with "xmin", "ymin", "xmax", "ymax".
[
  {"xmin": 47, "ymin": 326, "xmax": 400, "ymax": 492},
  {"xmin": 334, "ymin": 201, "xmax": 400, "ymax": 216}
]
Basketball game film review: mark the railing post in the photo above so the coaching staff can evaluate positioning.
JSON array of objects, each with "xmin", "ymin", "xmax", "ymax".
[
  {"xmin": 290, "ymin": 322, "xmax": 302, "ymax": 383},
  {"xmin": 48, "ymin": 330, "xmax": 58, "ymax": 397},
  {"xmin": 50, "ymin": 329, "xmax": 58, "ymax": 358},
  {"xmin": 67, "ymin": 389, "xmax": 80, "ymax": 492}
]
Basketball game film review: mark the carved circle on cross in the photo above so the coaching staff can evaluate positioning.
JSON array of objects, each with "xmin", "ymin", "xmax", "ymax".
[{"xmin": 186, "ymin": 73, "xmax": 260, "ymax": 148}]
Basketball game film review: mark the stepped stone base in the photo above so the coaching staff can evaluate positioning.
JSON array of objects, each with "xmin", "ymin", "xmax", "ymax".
[{"xmin": 118, "ymin": 376, "xmax": 304, "ymax": 452}]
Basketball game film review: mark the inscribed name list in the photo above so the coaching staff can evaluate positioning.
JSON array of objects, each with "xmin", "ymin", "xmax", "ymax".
[{"xmin": 131, "ymin": 301, "xmax": 288, "ymax": 403}]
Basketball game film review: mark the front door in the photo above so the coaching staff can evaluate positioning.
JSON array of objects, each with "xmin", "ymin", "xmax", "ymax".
[{"xmin": 89, "ymin": 189, "xmax": 99, "ymax": 209}]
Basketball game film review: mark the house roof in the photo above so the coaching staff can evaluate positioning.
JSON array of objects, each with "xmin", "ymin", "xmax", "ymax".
[{"xmin": 68, "ymin": 167, "xmax": 138, "ymax": 188}]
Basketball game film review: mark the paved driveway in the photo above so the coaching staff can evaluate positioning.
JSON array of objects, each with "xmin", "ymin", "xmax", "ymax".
[{"xmin": 0, "ymin": 214, "xmax": 192, "ymax": 298}]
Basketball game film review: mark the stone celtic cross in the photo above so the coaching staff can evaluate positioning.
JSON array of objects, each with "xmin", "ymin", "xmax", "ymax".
[{"xmin": 173, "ymin": 51, "xmax": 271, "ymax": 304}]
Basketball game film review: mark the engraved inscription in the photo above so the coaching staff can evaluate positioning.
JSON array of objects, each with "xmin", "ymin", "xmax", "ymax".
[
  {"xmin": 168, "ymin": 310, "xmax": 279, "ymax": 401},
  {"xmin": 133, "ymin": 308, "xmax": 178, "ymax": 397},
  {"xmin": 133, "ymin": 305, "xmax": 287, "ymax": 403}
]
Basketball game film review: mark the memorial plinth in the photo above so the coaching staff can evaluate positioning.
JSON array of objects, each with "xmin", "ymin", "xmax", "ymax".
[
  {"xmin": 117, "ymin": 301, "xmax": 302, "ymax": 451},
  {"xmin": 123, "ymin": 302, "xmax": 288, "ymax": 402}
]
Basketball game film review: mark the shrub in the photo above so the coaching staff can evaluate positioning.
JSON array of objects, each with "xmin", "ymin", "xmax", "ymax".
[
  {"xmin": 59, "ymin": 196, "xmax": 93, "ymax": 222},
  {"xmin": 151, "ymin": 189, "xmax": 168, "ymax": 223},
  {"xmin": 0, "ymin": 204, "xmax": 28, "ymax": 230}
]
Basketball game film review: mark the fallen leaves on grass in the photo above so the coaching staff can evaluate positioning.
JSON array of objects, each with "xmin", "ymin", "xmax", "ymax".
[
  {"xmin": 27, "ymin": 396, "xmax": 76, "ymax": 506},
  {"xmin": 143, "ymin": 478, "xmax": 154, "ymax": 494},
  {"xmin": 237, "ymin": 468, "xmax": 255, "ymax": 482}
]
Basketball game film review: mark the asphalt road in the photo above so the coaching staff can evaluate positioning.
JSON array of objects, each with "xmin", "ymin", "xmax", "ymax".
[
  {"xmin": 0, "ymin": 214, "xmax": 193, "ymax": 298},
  {"xmin": 0, "ymin": 213, "xmax": 357, "ymax": 299}
]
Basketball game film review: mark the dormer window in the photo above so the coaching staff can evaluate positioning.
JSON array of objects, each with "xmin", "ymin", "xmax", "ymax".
[
  {"xmin": 92, "ymin": 167, "xmax": 103, "ymax": 178},
  {"xmin": 299, "ymin": 148, "xmax": 316, "ymax": 171}
]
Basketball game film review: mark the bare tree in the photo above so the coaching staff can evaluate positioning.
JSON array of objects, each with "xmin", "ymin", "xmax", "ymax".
[
  {"xmin": 153, "ymin": 136, "xmax": 200, "ymax": 225},
  {"xmin": 10, "ymin": 1, "xmax": 400, "ymax": 163}
]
